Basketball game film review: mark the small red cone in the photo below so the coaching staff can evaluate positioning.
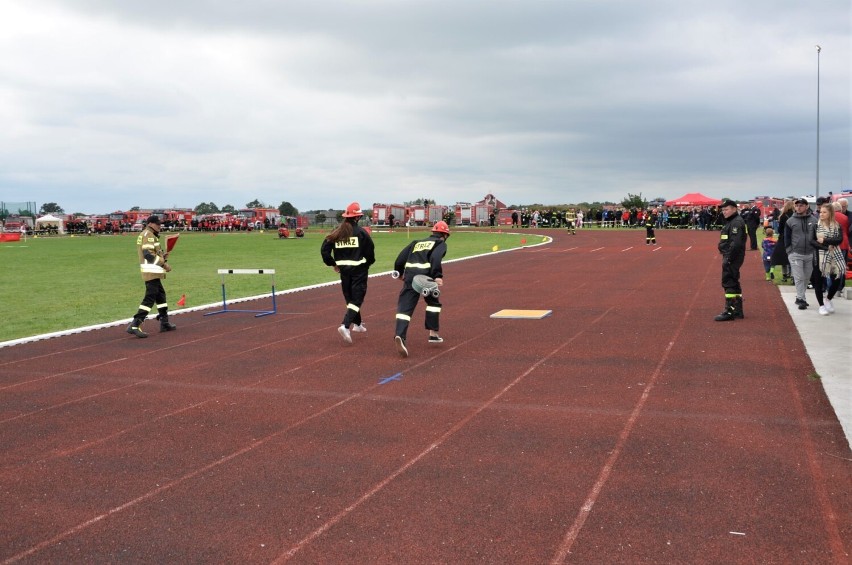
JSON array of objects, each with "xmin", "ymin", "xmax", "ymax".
[
  {"xmin": 176, "ymin": 294, "xmax": 186, "ymax": 307},
  {"xmin": 520, "ymin": 238, "xmax": 527, "ymax": 245}
]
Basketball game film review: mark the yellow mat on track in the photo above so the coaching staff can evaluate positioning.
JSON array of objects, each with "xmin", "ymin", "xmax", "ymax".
[{"xmin": 490, "ymin": 309, "xmax": 553, "ymax": 319}]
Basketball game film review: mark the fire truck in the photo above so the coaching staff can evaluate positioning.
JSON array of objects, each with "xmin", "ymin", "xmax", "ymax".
[
  {"xmin": 283, "ymin": 215, "xmax": 309, "ymax": 228},
  {"xmin": 408, "ymin": 205, "xmax": 427, "ymax": 226},
  {"xmin": 120, "ymin": 210, "xmax": 145, "ymax": 224},
  {"xmin": 471, "ymin": 202, "xmax": 494, "ymax": 226},
  {"xmin": 497, "ymin": 209, "xmax": 518, "ymax": 226},
  {"xmin": 372, "ymin": 204, "xmax": 407, "ymax": 227},
  {"xmin": 427, "ymin": 205, "xmax": 447, "ymax": 225},
  {"xmin": 400, "ymin": 204, "xmax": 448, "ymax": 227},
  {"xmin": 454, "ymin": 203, "xmax": 473, "ymax": 226},
  {"xmin": 750, "ymin": 196, "xmax": 785, "ymax": 219},
  {"xmin": 164, "ymin": 209, "xmax": 194, "ymax": 223},
  {"xmin": 79, "ymin": 215, "xmax": 113, "ymax": 234},
  {"xmin": 1, "ymin": 215, "xmax": 33, "ymax": 232},
  {"xmin": 239, "ymin": 207, "xmax": 279, "ymax": 229}
]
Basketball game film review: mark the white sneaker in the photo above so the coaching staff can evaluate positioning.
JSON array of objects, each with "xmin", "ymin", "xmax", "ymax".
[
  {"xmin": 818, "ymin": 305, "xmax": 829, "ymax": 316},
  {"xmin": 338, "ymin": 325, "xmax": 352, "ymax": 343},
  {"xmin": 824, "ymin": 300, "xmax": 834, "ymax": 313},
  {"xmin": 351, "ymin": 324, "xmax": 367, "ymax": 333},
  {"xmin": 394, "ymin": 336, "xmax": 408, "ymax": 358}
]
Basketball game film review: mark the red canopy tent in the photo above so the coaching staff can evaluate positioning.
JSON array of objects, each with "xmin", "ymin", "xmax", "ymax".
[{"xmin": 664, "ymin": 192, "xmax": 722, "ymax": 207}]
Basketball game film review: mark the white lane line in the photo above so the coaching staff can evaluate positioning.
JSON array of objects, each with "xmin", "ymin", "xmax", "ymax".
[
  {"xmin": 274, "ymin": 309, "xmax": 617, "ymax": 563},
  {"xmin": 550, "ymin": 258, "xmax": 712, "ymax": 564}
]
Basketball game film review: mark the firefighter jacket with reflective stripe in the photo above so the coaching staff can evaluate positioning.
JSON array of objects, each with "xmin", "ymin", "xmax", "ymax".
[
  {"xmin": 320, "ymin": 224, "xmax": 375, "ymax": 272},
  {"xmin": 394, "ymin": 234, "xmax": 447, "ymax": 281},
  {"xmin": 718, "ymin": 212, "xmax": 746, "ymax": 259},
  {"xmin": 137, "ymin": 226, "xmax": 167, "ymax": 281}
]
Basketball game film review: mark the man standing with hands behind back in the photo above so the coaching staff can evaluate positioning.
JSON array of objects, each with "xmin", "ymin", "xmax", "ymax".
[
  {"xmin": 744, "ymin": 203, "xmax": 761, "ymax": 250},
  {"xmin": 715, "ymin": 199, "xmax": 747, "ymax": 321}
]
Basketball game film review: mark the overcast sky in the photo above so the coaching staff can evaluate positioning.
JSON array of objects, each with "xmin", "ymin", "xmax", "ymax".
[{"xmin": 1, "ymin": 0, "xmax": 849, "ymax": 214}]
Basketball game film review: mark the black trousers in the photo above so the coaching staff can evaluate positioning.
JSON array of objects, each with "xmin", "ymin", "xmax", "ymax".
[
  {"xmin": 747, "ymin": 226, "xmax": 759, "ymax": 249},
  {"xmin": 395, "ymin": 280, "xmax": 441, "ymax": 340},
  {"xmin": 812, "ymin": 265, "xmax": 843, "ymax": 305},
  {"xmin": 645, "ymin": 226, "xmax": 655, "ymax": 242},
  {"xmin": 135, "ymin": 278, "xmax": 167, "ymax": 321},
  {"xmin": 340, "ymin": 268, "xmax": 369, "ymax": 327},
  {"xmin": 721, "ymin": 253, "xmax": 745, "ymax": 295}
]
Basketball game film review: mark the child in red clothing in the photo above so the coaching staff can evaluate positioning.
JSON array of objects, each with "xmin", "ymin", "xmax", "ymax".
[{"xmin": 762, "ymin": 227, "xmax": 777, "ymax": 281}]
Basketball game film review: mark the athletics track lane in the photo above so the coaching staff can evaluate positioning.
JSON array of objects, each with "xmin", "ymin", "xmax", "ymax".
[{"xmin": 0, "ymin": 229, "xmax": 848, "ymax": 564}]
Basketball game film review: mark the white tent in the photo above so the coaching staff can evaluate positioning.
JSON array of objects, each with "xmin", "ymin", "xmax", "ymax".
[{"xmin": 35, "ymin": 214, "xmax": 65, "ymax": 234}]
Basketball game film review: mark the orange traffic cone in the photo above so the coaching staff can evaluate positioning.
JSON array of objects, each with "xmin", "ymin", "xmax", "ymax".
[{"xmin": 176, "ymin": 294, "xmax": 186, "ymax": 307}]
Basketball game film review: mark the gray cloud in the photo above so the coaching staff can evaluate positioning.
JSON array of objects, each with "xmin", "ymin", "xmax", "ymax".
[{"xmin": 0, "ymin": 0, "xmax": 848, "ymax": 214}]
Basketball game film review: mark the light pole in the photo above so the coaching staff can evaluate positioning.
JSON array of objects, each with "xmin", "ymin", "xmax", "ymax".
[{"xmin": 816, "ymin": 45, "xmax": 821, "ymax": 199}]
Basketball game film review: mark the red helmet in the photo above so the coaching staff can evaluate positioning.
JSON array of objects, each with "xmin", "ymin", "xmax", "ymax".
[
  {"xmin": 342, "ymin": 202, "xmax": 363, "ymax": 218},
  {"xmin": 432, "ymin": 221, "xmax": 450, "ymax": 235}
]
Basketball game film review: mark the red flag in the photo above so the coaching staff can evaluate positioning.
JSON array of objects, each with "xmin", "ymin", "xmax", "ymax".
[
  {"xmin": 164, "ymin": 233, "xmax": 180, "ymax": 252},
  {"xmin": 176, "ymin": 294, "xmax": 186, "ymax": 307}
]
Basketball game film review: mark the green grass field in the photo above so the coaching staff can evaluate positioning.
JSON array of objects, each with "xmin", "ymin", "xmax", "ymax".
[{"xmin": 0, "ymin": 228, "xmax": 546, "ymax": 343}]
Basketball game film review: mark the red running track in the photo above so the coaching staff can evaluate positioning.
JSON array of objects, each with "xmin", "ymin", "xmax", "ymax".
[{"xmin": 0, "ymin": 229, "xmax": 849, "ymax": 564}]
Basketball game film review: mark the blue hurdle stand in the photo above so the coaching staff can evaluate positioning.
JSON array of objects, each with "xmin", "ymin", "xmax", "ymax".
[{"xmin": 204, "ymin": 269, "xmax": 278, "ymax": 318}]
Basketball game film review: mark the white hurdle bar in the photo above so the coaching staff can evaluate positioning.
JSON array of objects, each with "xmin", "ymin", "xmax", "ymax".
[{"xmin": 204, "ymin": 269, "xmax": 278, "ymax": 318}]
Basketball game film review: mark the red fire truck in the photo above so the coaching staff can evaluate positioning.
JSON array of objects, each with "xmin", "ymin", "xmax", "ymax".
[
  {"xmin": 239, "ymin": 207, "xmax": 279, "ymax": 228},
  {"xmin": 408, "ymin": 205, "xmax": 427, "ymax": 226},
  {"xmin": 427, "ymin": 205, "xmax": 447, "ymax": 225},
  {"xmin": 121, "ymin": 210, "xmax": 149, "ymax": 224},
  {"xmin": 372, "ymin": 204, "xmax": 407, "ymax": 227},
  {"xmin": 1, "ymin": 215, "xmax": 33, "ymax": 232},
  {"xmin": 454, "ymin": 203, "xmax": 473, "ymax": 226},
  {"xmin": 403, "ymin": 204, "xmax": 448, "ymax": 226},
  {"xmin": 497, "ymin": 209, "xmax": 518, "ymax": 226},
  {"xmin": 472, "ymin": 202, "xmax": 494, "ymax": 226},
  {"xmin": 164, "ymin": 209, "xmax": 194, "ymax": 223},
  {"xmin": 750, "ymin": 196, "xmax": 785, "ymax": 218}
]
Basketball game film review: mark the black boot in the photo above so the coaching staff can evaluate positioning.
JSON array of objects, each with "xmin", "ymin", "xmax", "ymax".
[
  {"xmin": 158, "ymin": 311, "xmax": 177, "ymax": 332},
  {"xmin": 126, "ymin": 318, "xmax": 148, "ymax": 338},
  {"xmin": 733, "ymin": 296, "xmax": 744, "ymax": 319},
  {"xmin": 714, "ymin": 298, "xmax": 737, "ymax": 322}
]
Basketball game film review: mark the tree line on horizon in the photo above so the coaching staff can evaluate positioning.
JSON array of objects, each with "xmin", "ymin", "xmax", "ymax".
[{"xmin": 6, "ymin": 193, "xmax": 676, "ymax": 221}]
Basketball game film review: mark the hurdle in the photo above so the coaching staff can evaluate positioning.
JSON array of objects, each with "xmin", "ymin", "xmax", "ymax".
[{"xmin": 204, "ymin": 269, "xmax": 278, "ymax": 318}]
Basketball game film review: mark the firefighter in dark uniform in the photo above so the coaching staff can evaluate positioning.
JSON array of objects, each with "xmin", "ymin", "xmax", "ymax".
[
  {"xmin": 127, "ymin": 215, "xmax": 175, "ymax": 338},
  {"xmin": 321, "ymin": 202, "xmax": 376, "ymax": 343},
  {"xmin": 392, "ymin": 221, "xmax": 450, "ymax": 357},
  {"xmin": 644, "ymin": 208, "xmax": 657, "ymax": 245},
  {"xmin": 715, "ymin": 199, "xmax": 747, "ymax": 321},
  {"xmin": 744, "ymin": 204, "xmax": 761, "ymax": 250}
]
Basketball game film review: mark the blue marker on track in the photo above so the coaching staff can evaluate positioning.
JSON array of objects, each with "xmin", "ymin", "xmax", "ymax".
[{"xmin": 379, "ymin": 372, "xmax": 403, "ymax": 384}]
